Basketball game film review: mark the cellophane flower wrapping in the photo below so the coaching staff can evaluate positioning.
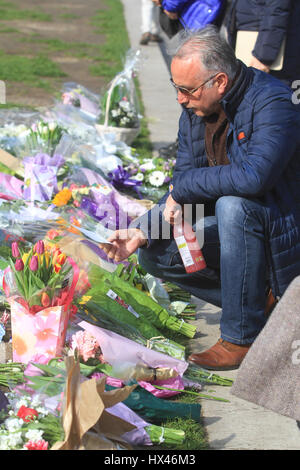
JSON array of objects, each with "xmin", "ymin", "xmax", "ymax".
[
  {"xmin": 61, "ymin": 82, "xmax": 101, "ymax": 122},
  {"xmin": 98, "ymin": 50, "xmax": 141, "ymax": 130},
  {"xmin": 22, "ymin": 134, "xmax": 76, "ymax": 202},
  {"xmin": 23, "ymin": 152, "xmax": 65, "ymax": 202},
  {"xmin": 3, "ymin": 240, "xmax": 79, "ymax": 364}
]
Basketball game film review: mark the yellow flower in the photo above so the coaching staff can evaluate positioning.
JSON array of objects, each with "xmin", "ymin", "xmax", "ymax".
[
  {"xmin": 79, "ymin": 295, "xmax": 92, "ymax": 305},
  {"xmin": 52, "ymin": 188, "xmax": 72, "ymax": 207},
  {"xmin": 40, "ymin": 251, "xmax": 50, "ymax": 268},
  {"xmin": 22, "ymin": 252, "xmax": 30, "ymax": 264}
]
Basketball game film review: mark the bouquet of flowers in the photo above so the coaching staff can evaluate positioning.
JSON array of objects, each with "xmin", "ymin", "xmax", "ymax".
[
  {"xmin": 96, "ymin": 50, "xmax": 141, "ymax": 145},
  {"xmin": 21, "ymin": 134, "xmax": 76, "ymax": 202},
  {"xmin": 0, "ymin": 391, "xmax": 64, "ymax": 450},
  {"xmin": 6, "ymin": 240, "xmax": 75, "ymax": 312},
  {"xmin": 119, "ymin": 155, "xmax": 176, "ymax": 201},
  {"xmin": 24, "ymin": 120, "xmax": 66, "ymax": 157},
  {"xmin": 3, "ymin": 239, "xmax": 79, "ymax": 363}
]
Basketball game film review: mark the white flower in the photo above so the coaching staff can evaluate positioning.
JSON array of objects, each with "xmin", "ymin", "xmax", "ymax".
[
  {"xmin": 0, "ymin": 434, "xmax": 10, "ymax": 450},
  {"xmin": 30, "ymin": 394, "xmax": 42, "ymax": 408},
  {"xmin": 149, "ymin": 170, "xmax": 166, "ymax": 187},
  {"xmin": 120, "ymin": 117, "xmax": 129, "ymax": 126},
  {"xmin": 135, "ymin": 172, "xmax": 144, "ymax": 181},
  {"xmin": 14, "ymin": 397, "xmax": 30, "ymax": 410},
  {"xmin": 119, "ymin": 100, "xmax": 130, "ymax": 112},
  {"xmin": 7, "ymin": 432, "xmax": 23, "ymax": 449},
  {"xmin": 48, "ymin": 122, "xmax": 57, "ymax": 132},
  {"xmin": 4, "ymin": 417, "xmax": 23, "ymax": 432},
  {"xmin": 140, "ymin": 160, "xmax": 156, "ymax": 171},
  {"xmin": 25, "ymin": 429, "xmax": 44, "ymax": 442}
]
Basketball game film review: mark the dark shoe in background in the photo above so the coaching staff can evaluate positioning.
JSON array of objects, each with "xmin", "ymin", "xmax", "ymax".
[
  {"xmin": 150, "ymin": 33, "xmax": 163, "ymax": 43},
  {"xmin": 140, "ymin": 32, "xmax": 151, "ymax": 45}
]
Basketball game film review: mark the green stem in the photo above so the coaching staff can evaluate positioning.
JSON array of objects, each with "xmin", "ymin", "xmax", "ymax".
[{"xmin": 152, "ymin": 385, "xmax": 230, "ymax": 402}]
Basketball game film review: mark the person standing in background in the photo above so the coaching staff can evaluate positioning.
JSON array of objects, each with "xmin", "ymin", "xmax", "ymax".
[
  {"xmin": 140, "ymin": 0, "xmax": 163, "ymax": 45},
  {"xmin": 156, "ymin": 0, "xmax": 226, "ymax": 31},
  {"xmin": 226, "ymin": 0, "xmax": 300, "ymax": 86}
]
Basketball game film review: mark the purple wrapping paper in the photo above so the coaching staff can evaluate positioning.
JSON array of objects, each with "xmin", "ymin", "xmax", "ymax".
[
  {"xmin": 79, "ymin": 321, "xmax": 188, "ymax": 382},
  {"xmin": 106, "ymin": 401, "xmax": 153, "ymax": 446},
  {"xmin": 80, "ymin": 168, "xmax": 148, "ymax": 218},
  {"xmin": 80, "ymin": 190, "xmax": 131, "ymax": 231},
  {"xmin": 23, "ymin": 153, "xmax": 65, "ymax": 201}
]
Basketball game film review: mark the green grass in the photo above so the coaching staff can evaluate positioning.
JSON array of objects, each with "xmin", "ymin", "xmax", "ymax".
[
  {"xmin": 0, "ymin": 0, "xmax": 52, "ymax": 21},
  {"xmin": 0, "ymin": 24, "xmax": 19, "ymax": 33},
  {"xmin": 90, "ymin": 0, "xmax": 130, "ymax": 80},
  {"xmin": 0, "ymin": 51, "xmax": 66, "ymax": 82},
  {"xmin": 160, "ymin": 417, "xmax": 209, "ymax": 450},
  {"xmin": 20, "ymin": 35, "xmax": 93, "ymax": 55}
]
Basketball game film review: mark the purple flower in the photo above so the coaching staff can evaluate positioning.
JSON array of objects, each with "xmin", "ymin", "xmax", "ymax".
[
  {"xmin": 15, "ymin": 259, "xmax": 24, "ymax": 271},
  {"xmin": 34, "ymin": 240, "xmax": 45, "ymax": 254},
  {"xmin": 29, "ymin": 255, "xmax": 38, "ymax": 272},
  {"xmin": 11, "ymin": 242, "xmax": 20, "ymax": 258}
]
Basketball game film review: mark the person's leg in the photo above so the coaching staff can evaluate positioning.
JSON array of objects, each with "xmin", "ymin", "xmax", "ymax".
[
  {"xmin": 138, "ymin": 215, "xmax": 222, "ymax": 307},
  {"xmin": 140, "ymin": 0, "xmax": 153, "ymax": 44},
  {"xmin": 188, "ymin": 195, "xmax": 270, "ymax": 370},
  {"xmin": 216, "ymin": 196, "xmax": 268, "ymax": 345}
]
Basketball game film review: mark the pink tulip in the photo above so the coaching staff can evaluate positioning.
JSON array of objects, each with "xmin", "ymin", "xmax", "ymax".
[
  {"xmin": 11, "ymin": 242, "xmax": 20, "ymax": 258},
  {"xmin": 34, "ymin": 240, "xmax": 45, "ymax": 254},
  {"xmin": 15, "ymin": 258, "xmax": 24, "ymax": 271},
  {"xmin": 29, "ymin": 255, "xmax": 38, "ymax": 272}
]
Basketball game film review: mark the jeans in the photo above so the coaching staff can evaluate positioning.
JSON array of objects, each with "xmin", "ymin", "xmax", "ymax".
[{"xmin": 138, "ymin": 196, "xmax": 269, "ymax": 345}]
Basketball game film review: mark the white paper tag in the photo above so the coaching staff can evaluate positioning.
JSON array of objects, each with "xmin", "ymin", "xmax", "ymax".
[
  {"xmin": 106, "ymin": 289, "xmax": 140, "ymax": 318},
  {"xmin": 175, "ymin": 235, "xmax": 194, "ymax": 267}
]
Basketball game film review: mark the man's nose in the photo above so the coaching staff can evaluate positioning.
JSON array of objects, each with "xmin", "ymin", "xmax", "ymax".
[{"xmin": 177, "ymin": 90, "xmax": 189, "ymax": 105}]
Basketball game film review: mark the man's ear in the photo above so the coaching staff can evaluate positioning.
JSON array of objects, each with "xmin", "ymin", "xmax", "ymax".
[{"xmin": 216, "ymin": 73, "xmax": 229, "ymax": 96}]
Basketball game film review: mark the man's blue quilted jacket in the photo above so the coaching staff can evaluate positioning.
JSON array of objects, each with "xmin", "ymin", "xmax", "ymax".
[{"xmin": 171, "ymin": 63, "xmax": 300, "ymax": 297}]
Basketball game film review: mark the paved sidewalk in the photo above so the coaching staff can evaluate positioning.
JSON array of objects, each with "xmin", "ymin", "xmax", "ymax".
[{"xmin": 121, "ymin": 0, "xmax": 300, "ymax": 450}]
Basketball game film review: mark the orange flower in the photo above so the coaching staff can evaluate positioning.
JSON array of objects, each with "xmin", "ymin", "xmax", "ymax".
[
  {"xmin": 52, "ymin": 188, "xmax": 72, "ymax": 207},
  {"xmin": 47, "ymin": 229, "xmax": 60, "ymax": 240},
  {"xmin": 56, "ymin": 253, "xmax": 66, "ymax": 265},
  {"xmin": 13, "ymin": 335, "xmax": 28, "ymax": 356},
  {"xmin": 41, "ymin": 292, "xmax": 51, "ymax": 308},
  {"xmin": 54, "ymin": 264, "xmax": 61, "ymax": 273}
]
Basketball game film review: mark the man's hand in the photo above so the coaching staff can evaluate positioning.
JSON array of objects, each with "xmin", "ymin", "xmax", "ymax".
[
  {"xmin": 163, "ymin": 9, "xmax": 178, "ymax": 20},
  {"xmin": 249, "ymin": 55, "xmax": 270, "ymax": 73},
  {"xmin": 163, "ymin": 194, "xmax": 182, "ymax": 225},
  {"xmin": 99, "ymin": 228, "xmax": 147, "ymax": 263},
  {"xmin": 152, "ymin": 0, "xmax": 162, "ymax": 5}
]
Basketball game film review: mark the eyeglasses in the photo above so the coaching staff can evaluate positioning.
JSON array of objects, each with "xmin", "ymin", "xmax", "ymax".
[{"xmin": 170, "ymin": 73, "xmax": 219, "ymax": 96}]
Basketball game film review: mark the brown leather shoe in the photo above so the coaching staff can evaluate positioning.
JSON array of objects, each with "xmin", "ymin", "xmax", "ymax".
[
  {"xmin": 188, "ymin": 339, "xmax": 251, "ymax": 370},
  {"xmin": 140, "ymin": 32, "xmax": 151, "ymax": 45},
  {"xmin": 150, "ymin": 33, "xmax": 163, "ymax": 42}
]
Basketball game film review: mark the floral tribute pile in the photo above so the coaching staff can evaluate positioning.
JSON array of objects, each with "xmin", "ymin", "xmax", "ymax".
[{"xmin": 0, "ymin": 49, "xmax": 233, "ymax": 451}]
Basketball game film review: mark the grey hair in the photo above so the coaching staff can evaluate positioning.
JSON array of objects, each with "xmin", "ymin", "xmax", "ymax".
[{"xmin": 168, "ymin": 25, "xmax": 239, "ymax": 82}]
